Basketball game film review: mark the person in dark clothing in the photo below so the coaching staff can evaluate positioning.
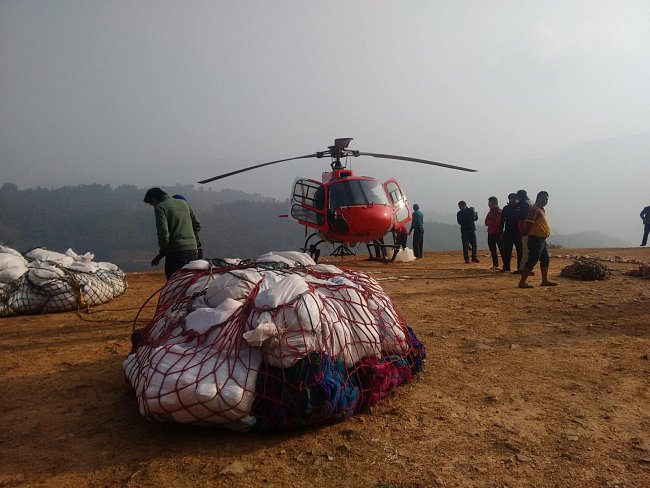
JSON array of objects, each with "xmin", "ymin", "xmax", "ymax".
[
  {"xmin": 144, "ymin": 187, "xmax": 201, "ymax": 280},
  {"xmin": 398, "ymin": 228, "xmax": 409, "ymax": 250},
  {"xmin": 484, "ymin": 196, "xmax": 503, "ymax": 270},
  {"xmin": 641, "ymin": 205, "xmax": 650, "ymax": 246},
  {"xmin": 457, "ymin": 201, "xmax": 479, "ymax": 263},
  {"xmin": 409, "ymin": 203, "xmax": 424, "ymax": 258},
  {"xmin": 514, "ymin": 189, "xmax": 532, "ymax": 275},
  {"xmin": 499, "ymin": 193, "xmax": 523, "ymax": 272}
]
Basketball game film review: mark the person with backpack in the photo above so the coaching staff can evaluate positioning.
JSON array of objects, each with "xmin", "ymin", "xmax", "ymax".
[{"xmin": 514, "ymin": 189, "xmax": 532, "ymax": 275}]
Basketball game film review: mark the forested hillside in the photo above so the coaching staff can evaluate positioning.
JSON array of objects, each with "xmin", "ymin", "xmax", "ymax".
[
  {"xmin": 0, "ymin": 183, "xmax": 303, "ymax": 270},
  {"xmin": 0, "ymin": 183, "xmax": 631, "ymax": 271}
]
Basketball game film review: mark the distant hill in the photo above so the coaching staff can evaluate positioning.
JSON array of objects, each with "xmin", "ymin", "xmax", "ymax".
[
  {"xmin": 549, "ymin": 231, "xmax": 632, "ymax": 249},
  {"xmin": 485, "ymin": 133, "xmax": 648, "ymax": 245},
  {"xmin": 0, "ymin": 183, "xmax": 302, "ymax": 271},
  {"xmin": 0, "ymin": 182, "xmax": 640, "ymax": 271},
  {"xmin": 402, "ymin": 132, "xmax": 649, "ymax": 248}
]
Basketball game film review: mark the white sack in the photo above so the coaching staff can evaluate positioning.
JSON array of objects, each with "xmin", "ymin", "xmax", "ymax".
[
  {"xmin": 394, "ymin": 247, "xmax": 416, "ymax": 262},
  {"xmin": 184, "ymin": 299, "xmax": 242, "ymax": 335},
  {"xmin": 0, "ymin": 253, "xmax": 27, "ymax": 269},
  {"xmin": 205, "ymin": 269, "xmax": 262, "ymax": 307},
  {"xmin": 256, "ymin": 251, "xmax": 316, "ymax": 267},
  {"xmin": 25, "ymin": 248, "xmax": 74, "ymax": 267},
  {"xmin": 0, "ymin": 245, "xmax": 23, "ymax": 258},
  {"xmin": 183, "ymin": 260, "xmax": 210, "ymax": 270},
  {"xmin": 254, "ymin": 274, "xmax": 309, "ymax": 309},
  {"xmin": 0, "ymin": 265, "xmax": 28, "ymax": 284}
]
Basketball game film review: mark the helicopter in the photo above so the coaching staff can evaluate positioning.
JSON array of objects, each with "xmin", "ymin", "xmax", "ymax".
[{"xmin": 198, "ymin": 138, "xmax": 476, "ymax": 262}]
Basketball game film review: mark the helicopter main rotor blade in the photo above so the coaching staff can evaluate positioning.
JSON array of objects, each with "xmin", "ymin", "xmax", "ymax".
[
  {"xmin": 355, "ymin": 152, "xmax": 477, "ymax": 172},
  {"xmin": 197, "ymin": 154, "xmax": 319, "ymax": 184}
]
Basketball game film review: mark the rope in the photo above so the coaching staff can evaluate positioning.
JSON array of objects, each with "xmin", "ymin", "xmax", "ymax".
[{"xmin": 132, "ymin": 285, "xmax": 165, "ymax": 332}]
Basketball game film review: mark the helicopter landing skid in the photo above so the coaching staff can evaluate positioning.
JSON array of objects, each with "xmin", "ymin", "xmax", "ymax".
[
  {"xmin": 366, "ymin": 235, "xmax": 400, "ymax": 263},
  {"xmin": 301, "ymin": 233, "xmax": 324, "ymax": 263}
]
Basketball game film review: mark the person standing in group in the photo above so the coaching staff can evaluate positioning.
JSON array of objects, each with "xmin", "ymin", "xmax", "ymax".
[
  {"xmin": 641, "ymin": 205, "xmax": 650, "ymax": 246},
  {"xmin": 484, "ymin": 196, "xmax": 503, "ymax": 270},
  {"xmin": 143, "ymin": 187, "xmax": 202, "ymax": 280},
  {"xmin": 518, "ymin": 191, "xmax": 557, "ymax": 288},
  {"xmin": 499, "ymin": 193, "xmax": 523, "ymax": 272},
  {"xmin": 457, "ymin": 201, "xmax": 479, "ymax": 263},
  {"xmin": 409, "ymin": 203, "xmax": 424, "ymax": 259},
  {"xmin": 514, "ymin": 189, "xmax": 532, "ymax": 275}
]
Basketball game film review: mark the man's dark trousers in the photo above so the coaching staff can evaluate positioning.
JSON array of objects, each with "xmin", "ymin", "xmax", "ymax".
[
  {"xmin": 461, "ymin": 230, "xmax": 477, "ymax": 261},
  {"xmin": 413, "ymin": 228, "xmax": 424, "ymax": 258},
  {"xmin": 165, "ymin": 250, "xmax": 199, "ymax": 280},
  {"xmin": 501, "ymin": 232, "xmax": 522, "ymax": 270}
]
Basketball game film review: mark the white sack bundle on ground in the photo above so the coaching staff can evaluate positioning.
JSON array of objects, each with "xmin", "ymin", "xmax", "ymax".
[
  {"xmin": 0, "ymin": 245, "xmax": 127, "ymax": 317},
  {"xmin": 124, "ymin": 251, "xmax": 426, "ymax": 431},
  {"xmin": 394, "ymin": 247, "xmax": 416, "ymax": 262}
]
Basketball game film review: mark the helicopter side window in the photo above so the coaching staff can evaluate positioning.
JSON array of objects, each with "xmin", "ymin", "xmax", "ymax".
[
  {"xmin": 385, "ymin": 180, "xmax": 409, "ymax": 222},
  {"xmin": 291, "ymin": 204, "xmax": 325, "ymax": 226},
  {"xmin": 292, "ymin": 179, "xmax": 324, "ymax": 210},
  {"xmin": 385, "ymin": 181, "xmax": 403, "ymax": 204},
  {"xmin": 329, "ymin": 180, "xmax": 389, "ymax": 208}
]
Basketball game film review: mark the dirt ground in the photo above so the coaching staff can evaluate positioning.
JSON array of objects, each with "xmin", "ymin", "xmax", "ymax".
[{"xmin": 1, "ymin": 248, "xmax": 649, "ymax": 488}]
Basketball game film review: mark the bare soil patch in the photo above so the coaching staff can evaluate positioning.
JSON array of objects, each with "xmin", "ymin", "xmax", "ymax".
[{"xmin": 1, "ymin": 248, "xmax": 649, "ymax": 487}]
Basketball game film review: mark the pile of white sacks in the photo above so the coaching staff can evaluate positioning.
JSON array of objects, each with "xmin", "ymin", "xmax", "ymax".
[
  {"xmin": 0, "ymin": 245, "xmax": 127, "ymax": 316},
  {"xmin": 124, "ymin": 251, "xmax": 411, "ymax": 431},
  {"xmin": 394, "ymin": 247, "xmax": 416, "ymax": 262}
]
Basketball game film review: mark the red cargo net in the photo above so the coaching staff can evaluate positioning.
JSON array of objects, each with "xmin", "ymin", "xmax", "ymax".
[{"xmin": 124, "ymin": 260, "xmax": 425, "ymax": 431}]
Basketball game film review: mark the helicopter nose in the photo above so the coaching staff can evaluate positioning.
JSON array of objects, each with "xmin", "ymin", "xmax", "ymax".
[{"xmin": 339, "ymin": 206, "xmax": 393, "ymax": 238}]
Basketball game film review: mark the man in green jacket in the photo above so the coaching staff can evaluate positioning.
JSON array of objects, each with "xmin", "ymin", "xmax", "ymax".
[{"xmin": 143, "ymin": 187, "xmax": 202, "ymax": 280}]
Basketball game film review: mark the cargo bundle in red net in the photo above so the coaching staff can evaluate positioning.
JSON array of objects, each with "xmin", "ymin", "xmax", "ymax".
[
  {"xmin": 124, "ymin": 251, "xmax": 425, "ymax": 431},
  {"xmin": 0, "ymin": 245, "xmax": 127, "ymax": 317}
]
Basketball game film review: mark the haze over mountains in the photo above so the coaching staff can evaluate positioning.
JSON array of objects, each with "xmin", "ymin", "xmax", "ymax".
[
  {"xmin": 2, "ymin": 133, "xmax": 647, "ymax": 256},
  {"xmin": 405, "ymin": 132, "xmax": 649, "ymax": 247},
  {"xmin": 0, "ymin": 131, "xmax": 641, "ymax": 273},
  {"xmin": 8, "ymin": 131, "xmax": 638, "ymax": 248},
  {"xmin": 2, "ymin": 2, "xmax": 649, "ymax": 254},
  {"xmin": 120, "ymin": 132, "xmax": 650, "ymax": 246}
]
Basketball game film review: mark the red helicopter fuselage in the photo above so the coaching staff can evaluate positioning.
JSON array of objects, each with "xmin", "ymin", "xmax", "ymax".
[
  {"xmin": 198, "ymin": 137, "xmax": 476, "ymax": 261},
  {"xmin": 290, "ymin": 169, "xmax": 411, "ymax": 245}
]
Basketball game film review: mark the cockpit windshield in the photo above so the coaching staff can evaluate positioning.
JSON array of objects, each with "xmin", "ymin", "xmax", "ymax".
[{"xmin": 328, "ymin": 179, "xmax": 390, "ymax": 208}]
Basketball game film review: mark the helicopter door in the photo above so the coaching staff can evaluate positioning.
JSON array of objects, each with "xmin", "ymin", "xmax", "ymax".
[
  {"xmin": 290, "ymin": 178, "xmax": 327, "ymax": 228},
  {"xmin": 384, "ymin": 179, "xmax": 410, "ymax": 223}
]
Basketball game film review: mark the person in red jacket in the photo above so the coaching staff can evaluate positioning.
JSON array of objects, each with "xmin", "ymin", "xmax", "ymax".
[{"xmin": 484, "ymin": 196, "xmax": 503, "ymax": 270}]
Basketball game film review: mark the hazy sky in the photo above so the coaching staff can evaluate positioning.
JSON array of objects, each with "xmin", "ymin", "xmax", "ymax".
[{"xmin": 1, "ymin": 1, "xmax": 649, "ymax": 241}]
